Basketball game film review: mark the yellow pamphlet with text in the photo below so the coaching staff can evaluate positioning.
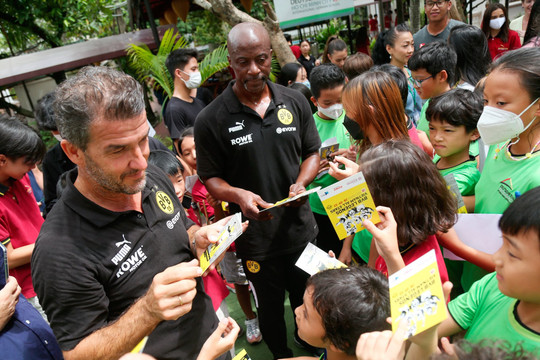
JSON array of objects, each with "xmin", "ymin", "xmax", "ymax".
[
  {"xmin": 317, "ymin": 172, "xmax": 380, "ymax": 240},
  {"xmin": 389, "ymin": 249, "xmax": 447, "ymax": 338},
  {"xmin": 200, "ymin": 213, "xmax": 243, "ymax": 272},
  {"xmin": 233, "ymin": 349, "xmax": 251, "ymax": 360}
]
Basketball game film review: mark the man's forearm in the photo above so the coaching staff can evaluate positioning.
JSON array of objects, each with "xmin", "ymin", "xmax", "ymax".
[
  {"xmin": 63, "ymin": 297, "xmax": 159, "ymax": 360},
  {"xmin": 296, "ymin": 152, "xmax": 320, "ymax": 188}
]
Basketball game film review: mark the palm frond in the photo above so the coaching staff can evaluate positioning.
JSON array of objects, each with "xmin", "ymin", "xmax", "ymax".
[
  {"xmin": 269, "ymin": 55, "xmax": 280, "ymax": 83},
  {"xmin": 126, "ymin": 28, "xmax": 188, "ymax": 99},
  {"xmin": 199, "ymin": 44, "xmax": 230, "ymax": 84}
]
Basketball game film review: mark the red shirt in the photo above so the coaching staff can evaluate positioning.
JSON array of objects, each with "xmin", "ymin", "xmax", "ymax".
[
  {"xmin": 384, "ymin": 15, "xmax": 392, "ymax": 29},
  {"xmin": 375, "ymin": 235, "xmax": 449, "ymax": 284},
  {"xmin": 488, "ymin": 30, "xmax": 521, "ymax": 60},
  {"xmin": 0, "ymin": 175, "xmax": 44, "ymax": 298},
  {"xmin": 290, "ymin": 45, "xmax": 301, "ymax": 59},
  {"xmin": 369, "ymin": 18, "xmax": 378, "ymax": 31}
]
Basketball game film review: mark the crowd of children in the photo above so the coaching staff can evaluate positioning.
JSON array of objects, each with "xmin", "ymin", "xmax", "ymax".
[{"xmin": 1, "ymin": 7, "xmax": 540, "ymax": 360}]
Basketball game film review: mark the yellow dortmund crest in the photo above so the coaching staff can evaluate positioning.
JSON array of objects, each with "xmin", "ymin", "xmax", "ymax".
[
  {"xmin": 156, "ymin": 191, "xmax": 174, "ymax": 214},
  {"xmin": 277, "ymin": 108, "xmax": 293, "ymax": 125},
  {"xmin": 246, "ymin": 260, "xmax": 261, "ymax": 273}
]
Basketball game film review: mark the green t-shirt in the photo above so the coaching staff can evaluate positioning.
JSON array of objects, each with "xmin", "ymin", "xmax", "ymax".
[
  {"xmin": 307, "ymin": 111, "xmax": 352, "ymax": 215},
  {"xmin": 435, "ymin": 156, "xmax": 480, "ymax": 196},
  {"xmin": 352, "ymin": 229, "xmax": 372, "ymax": 263},
  {"xmin": 448, "ymin": 273, "xmax": 540, "ymax": 355},
  {"xmin": 475, "ymin": 143, "xmax": 540, "ymax": 214},
  {"xmin": 416, "ymin": 99, "xmax": 430, "ymax": 134}
]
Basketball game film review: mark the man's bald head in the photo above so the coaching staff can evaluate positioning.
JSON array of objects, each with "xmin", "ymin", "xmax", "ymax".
[{"xmin": 227, "ymin": 22, "xmax": 271, "ymax": 55}]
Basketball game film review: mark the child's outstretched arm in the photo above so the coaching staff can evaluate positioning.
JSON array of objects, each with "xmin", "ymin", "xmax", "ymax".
[
  {"xmin": 437, "ymin": 229, "xmax": 495, "ymax": 272},
  {"xmin": 197, "ymin": 317, "xmax": 240, "ymax": 360},
  {"xmin": 363, "ymin": 206, "xmax": 405, "ymax": 275},
  {"xmin": 355, "ymin": 317, "xmax": 407, "ymax": 360}
]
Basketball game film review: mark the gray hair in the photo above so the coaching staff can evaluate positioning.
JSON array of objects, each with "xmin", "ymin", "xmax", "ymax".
[{"xmin": 53, "ymin": 66, "xmax": 145, "ymax": 150}]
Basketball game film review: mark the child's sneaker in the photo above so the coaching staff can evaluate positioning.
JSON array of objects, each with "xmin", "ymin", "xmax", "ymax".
[{"xmin": 245, "ymin": 316, "xmax": 262, "ymax": 344}]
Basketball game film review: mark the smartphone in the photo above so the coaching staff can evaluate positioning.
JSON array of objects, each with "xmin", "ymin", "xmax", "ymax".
[{"xmin": 0, "ymin": 242, "xmax": 8, "ymax": 288}]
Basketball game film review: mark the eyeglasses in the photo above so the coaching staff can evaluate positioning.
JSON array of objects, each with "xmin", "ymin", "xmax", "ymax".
[
  {"xmin": 411, "ymin": 75, "xmax": 433, "ymax": 87},
  {"xmin": 425, "ymin": 0, "xmax": 447, "ymax": 8}
]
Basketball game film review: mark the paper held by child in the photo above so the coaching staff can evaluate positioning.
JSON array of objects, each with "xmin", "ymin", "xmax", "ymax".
[
  {"xmin": 259, "ymin": 186, "xmax": 321, "ymax": 212},
  {"xmin": 199, "ymin": 213, "xmax": 243, "ymax": 272},
  {"xmin": 317, "ymin": 171, "xmax": 380, "ymax": 240},
  {"xmin": 443, "ymin": 174, "xmax": 467, "ymax": 214},
  {"xmin": 320, "ymin": 136, "xmax": 339, "ymax": 161},
  {"xmin": 389, "ymin": 249, "xmax": 447, "ymax": 339},
  {"xmin": 232, "ymin": 349, "xmax": 252, "ymax": 360},
  {"xmin": 295, "ymin": 242, "xmax": 347, "ymax": 276}
]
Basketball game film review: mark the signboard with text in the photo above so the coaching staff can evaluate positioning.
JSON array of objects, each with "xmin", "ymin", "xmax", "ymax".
[{"xmin": 274, "ymin": 0, "xmax": 355, "ymax": 29}]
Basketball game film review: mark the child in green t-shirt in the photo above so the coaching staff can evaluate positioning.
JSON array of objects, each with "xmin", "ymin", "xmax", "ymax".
[
  {"xmin": 426, "ymin": 89, "xmax": 482, "ymax": 198},
  {"xmin": 425, "ymin": 88, "xmax": 483, "ymax": 297},
  {"xmin": 439, "ymin": 187, "xmax": 540, "ymax": 356},
  {"xmin": 307, "ymin": 64, "xmax": 354, "ymax": 260},
  {"xmin": 407, "ymin": 42, "xmax": 457, "ymax": 153}
]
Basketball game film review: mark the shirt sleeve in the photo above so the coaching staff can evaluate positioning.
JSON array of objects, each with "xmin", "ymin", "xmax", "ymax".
[
  {"xmin": 509, "ymin": 31, "xmax": 522, "ymax": 49},
  {"xmin": 447, "ymin": 272, "xmax": 493, "ymax": 330},
  {"xmin": 32, "ymin": 240, "xmax": 112, "ymax": 350},
  {"xmin": 297, "ymin": 93, "xmax": 321, "ymax": 159},
  {"xmin": 194, "ymin": 105, "xmax": 228, "ymax": 180}
]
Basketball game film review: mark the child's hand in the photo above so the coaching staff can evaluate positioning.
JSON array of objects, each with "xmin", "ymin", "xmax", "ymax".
[
  {"xmin": 363, "ymin": 206, "xmax": 404, "ymax": 275},
  {"xmin": 197, "ymin": 317, "xmax": 240, "ymax": 360},
  {"xmin": 356, "ymin": 318, "xmax": 407, "ymax": 360},
  {"xmin": 328, "ymin": 155, "xmax": 359, "ymax": 181}
]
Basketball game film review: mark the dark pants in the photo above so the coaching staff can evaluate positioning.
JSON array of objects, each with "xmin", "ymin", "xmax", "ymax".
[{"xmin": 242, "ymin": 248, "xmax": 310, "ymax": 359}]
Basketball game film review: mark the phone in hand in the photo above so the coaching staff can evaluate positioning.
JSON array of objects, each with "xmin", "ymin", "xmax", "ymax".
[{"xmin": 0, "ymin": 242, "xmax": 8, "ymax": 288}]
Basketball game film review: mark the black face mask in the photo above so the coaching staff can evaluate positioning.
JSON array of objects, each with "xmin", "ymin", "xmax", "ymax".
[{"xmin": 343, "ymin": 115, "xmax": 364, "ymax": 141}]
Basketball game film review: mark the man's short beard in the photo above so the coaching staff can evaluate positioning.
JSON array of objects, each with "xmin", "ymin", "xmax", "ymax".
[{"xmin": 84, "ymin": 153, "xmax": 146, "ymax": 195}]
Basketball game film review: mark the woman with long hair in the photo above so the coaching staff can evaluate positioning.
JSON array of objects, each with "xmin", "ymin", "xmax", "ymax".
[
  {"xmin": 371, "ymin": 24, "xmax": 422, "ymax": 124},
  {"xmin": 482, "ymin": 3, "xmax": 521, "ymax": 60},
  {"xmin": 322, "ymin": 35, "xmax": 348, "ymax": 68},
  {"xmin": 523, "ymin": 0, "xmax": 540, "ymax": 47},
  {"xmin": 448, "ymin": 24, "xmax": 492, "ymax": 90}
]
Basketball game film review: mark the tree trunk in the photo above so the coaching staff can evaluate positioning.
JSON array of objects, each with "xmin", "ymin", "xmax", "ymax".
[
  {"xmin": 193, "ymin": 0, "xmax": 296, "ymax": 66},
  {"xmin": 411, "ymin": 0, "xmax": 421, "ymax": 33}
]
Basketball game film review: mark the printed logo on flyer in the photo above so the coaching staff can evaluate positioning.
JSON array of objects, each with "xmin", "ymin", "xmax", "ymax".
[
  {"xmin": 156, "ymin": 191, "xmax": 174, "ymax": 214},
  {"xmin": 246, "ymin": 260, "xmax": 261, "ymax": 273}
]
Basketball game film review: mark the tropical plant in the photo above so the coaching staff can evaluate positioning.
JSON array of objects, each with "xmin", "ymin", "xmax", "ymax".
[
  {"xmin": 315, "ymin": 18, "xmax": 346, "ymax": 50},
  {"xmin": 127, "ymin": 28, "xmax": 188, "ymax": 101},
  {"xmin": 127, "ymin": 28, "xmax": 230, "ymax": 102},
  {"xmin": 199, "ymin": 44, "xmax": 229, "ymax": 84}
]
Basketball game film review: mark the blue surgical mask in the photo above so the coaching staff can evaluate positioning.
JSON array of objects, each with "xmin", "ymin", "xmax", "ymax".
[{"xmin": 299, "ymin": 80, "xmax": 311, "ymax": 89}]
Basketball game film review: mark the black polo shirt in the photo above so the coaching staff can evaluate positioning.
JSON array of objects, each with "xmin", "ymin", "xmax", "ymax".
[
  {"xmin": 31, "ymin": 165, "xmax": 218, "ymax": 360},
  {"xmin": 194, "ymin": 81, "xmax": 320, "ymax": 260}
]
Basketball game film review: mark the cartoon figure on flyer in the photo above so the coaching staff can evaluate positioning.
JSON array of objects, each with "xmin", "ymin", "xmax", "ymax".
[
  {"xmin": 397, "ymin": 290, "xmax": 440, "ymax": 337},
  {"xmin": 335, "ymin": 204, "xmax": 375, "ymax": 235}
]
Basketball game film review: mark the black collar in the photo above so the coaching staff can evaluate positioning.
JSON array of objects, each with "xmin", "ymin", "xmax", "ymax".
[{"xmin": 221, "ymin": 80, "xmax": 286, "ymax": 115}]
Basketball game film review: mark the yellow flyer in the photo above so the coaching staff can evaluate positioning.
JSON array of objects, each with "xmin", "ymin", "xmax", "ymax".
[
  {"xmin": 233, "ymin": 349, "xmax": 251, "ymax": 360},
  {"xmin": 200, "ymin": 213, "xmax": 243, "ymax": 272},
  {"xmin": 389, "ymin": 249, "xmax": 447, "ymax": 338},
  {"xmin": 317, "ymin": 172, "xmax": 380, "ymax": 240}
]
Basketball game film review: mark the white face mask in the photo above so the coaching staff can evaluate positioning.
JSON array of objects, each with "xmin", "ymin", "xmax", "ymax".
[
  {"xmin": 180, "ymin": 70, "xmax": 202, "ymax": 89},
  {"xmin": 477, "ymin": 98, "xmax": 539, "ymax": 145},
  {"xmin": 318, "ymin": 103, "xmax": 344, "ymax": 120},
  {"xmin": 490, "ymin": 17, "xmax": 506, "ymax": 30}
]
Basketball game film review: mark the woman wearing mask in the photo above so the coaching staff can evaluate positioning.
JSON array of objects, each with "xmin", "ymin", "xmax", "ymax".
[
  {"xmin": 277, "ymin": 63, "xmax": 310, "ymax": 88},
  {"xmin": 482, "ymin": 3, "xmax": 521, "ymax": 60}
]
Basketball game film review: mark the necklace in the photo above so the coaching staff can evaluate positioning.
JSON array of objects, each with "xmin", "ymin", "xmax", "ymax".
[{"xmin": 494, "ymin": 139, "xmax": 540, "ymax": 161}]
